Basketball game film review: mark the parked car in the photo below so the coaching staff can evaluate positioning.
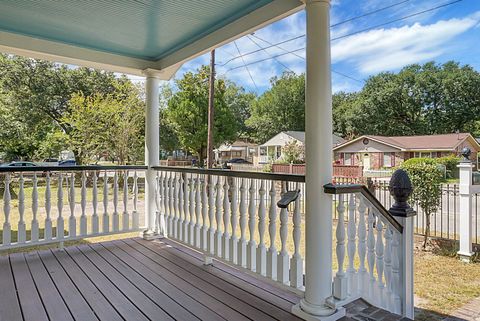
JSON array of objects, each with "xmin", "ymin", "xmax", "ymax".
[
  {"xmin": 58, "ymin": 159, "xmax": 77, "ymax": 166},
  {"xmin": 3, "ymin": 161, "xmax": 38, "ymax": 167},
  {"xmin": 223, "ymin": 158, "xmax": 252, "ymax": 169}
]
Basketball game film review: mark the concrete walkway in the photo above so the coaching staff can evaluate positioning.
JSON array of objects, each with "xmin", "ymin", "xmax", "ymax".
[{"xmin": 444, "ymin": 296, "xmax": 480, "ymax": 321}]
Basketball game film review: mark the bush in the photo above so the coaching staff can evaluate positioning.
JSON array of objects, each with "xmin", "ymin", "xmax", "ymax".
[
  {"xmin": 437, "ymin": 154, "xmax": 461, "ymax": 178},
  {"xmin": 401, "ymin": 158, "xmax": 443, "ymax": 249}
]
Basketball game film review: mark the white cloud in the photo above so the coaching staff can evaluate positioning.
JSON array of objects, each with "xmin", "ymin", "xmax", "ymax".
[{"xmin": 332, "ymin": 13, "xmax": 480, "ymax": 74}]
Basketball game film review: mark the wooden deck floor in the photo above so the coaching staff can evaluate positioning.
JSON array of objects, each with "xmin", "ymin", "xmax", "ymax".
[{"xmin": 0, "ymin": 237, "xmax": 305, "ymax": 321}]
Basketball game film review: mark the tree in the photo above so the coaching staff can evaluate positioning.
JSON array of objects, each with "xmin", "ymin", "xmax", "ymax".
[
  {"xmin": 333, "ymin": 61, "xmax": 480, "ymax": 138},
  {"xmin": 246, "ymin": 72, "xmax": 305, "ymax": 143},
  {"xmin": 223, "ymin": 80, "xmax": 256, "ymax": 139},
  {"xmin": 279, "ymin": 140, "xmax": 304, "ymax": 164},
  {"xmin": 400, "ymin": 158, "xmax": 443, "ymax": 249},
  {"xmin": 164, "ymin": 66, "xmax": 238, "ymax": 164},
  {"xmin": 65, "ymin": 81, "xmax": 145, "ymax": 164}
]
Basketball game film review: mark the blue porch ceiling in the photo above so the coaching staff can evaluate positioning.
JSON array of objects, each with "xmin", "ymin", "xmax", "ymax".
[{"xmin": 0, "ymin": 0, "xmax": 273, "ymax": 61}]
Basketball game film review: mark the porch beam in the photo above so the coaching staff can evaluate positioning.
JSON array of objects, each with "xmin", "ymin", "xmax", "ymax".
[
  {"xmin": 293, "ymin": 0, "xmax": 344, "ymax": 319},
  {"xmin": 143, "ymin": 71, "xmax": 161, "ymax": 239}
]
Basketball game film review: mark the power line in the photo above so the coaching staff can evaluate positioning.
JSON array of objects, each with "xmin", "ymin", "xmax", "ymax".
[
  {"xmin": 219, "ymin": 0, "xmax": 462, "ymax": 68},
  {"xmin": 233, "ymin": 41, "xmax": 258, "ymax": 92},
  {"xmin": 246, "ymin": 35, "xmax": 294, "ymax": 72},
  {"xmin": 222, "ymin": 0, "xmax": 463, "ymax": 72},
  {"xmin": 250, "ymin": 34, "xmax": 364, "ymax": 83}
]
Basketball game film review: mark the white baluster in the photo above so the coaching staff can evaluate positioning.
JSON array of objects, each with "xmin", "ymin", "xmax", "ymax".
[
  {"xmin": 132, "ymin": 171, "xmax": 139, "ymax": 230},
  {"xmin": 189, "ymin": 176, "xmax": 195, "ymax": 246},
  {"xmin": 183, "ymin": 174, "xmax": 189, "ymax": 243},
  {"xmin": 238, "ymin": 178, "xmax": 247, "ymax": 267},
  {"xmin": 347, "ymin": 194, "xmax": 357, "ymax": 296},
  {"xmin": 112, "ymin": 171, "xmax": 119, "ymax": 232},
  {"xmin": 247, "ymin": 179, "xmax": 257, "ymax": 272},
  {"xmin": 278, "ymin": 182, "xmax": 290, "ymax": 285},
  {"xmin": 103, "ymin": 171, "xmax": 109, "ymax": 233},
  {"xmin": 376, "ymin": 215, "xmax": 385, "ymax": 308},
  {"xmin": 256, "ymin": 180, "xmax": 267, "ymax": 276},
  {"xmin": 80, "ymin": 171, "xmax": 87, "ymax": 236},
  {"xmin": 3, "ymin": 174, "xmax": 11, "ymax": 245},
  {"xmin": 92, "ymin": 171, "xmax": 99, "ymax": 234},
  {"xmin": 200, "ymin": 175, "xmax": 208, "ymax": 250},
  {"xmin": 57, "ymin": 173, "xmax": 64, "ymax": 240},
  {"xmin": 267, "ymin": 181, "xmax": 277, "ymax": 279},
  {"xmin": 290, "ymin": 184, "xmax": 303, "ymax": 289},
  {"xmin": 367, "ymin": 206, "xmax": 376, "ymax": 301},
  {"xmin": 384, "ymin": 225, "xmax": 393, "ymax": 311},
  {"xmin": 31, "ymin": 173, "xmax": 39, "ymax": 242},
  {"xmin": 223, "ymin": 177, "xmax": 230, "ymax": 260},
  {"xmin": 178, "ymin": 173, "xmax": 184, "ymax": 242},
  {"xmin": 357, "ymin": 196, "xmax": 367, "ymax": 296},
  {"xmin": 214, "ymin": 176, "xmax": 222, "ymax": 256},
  {"xmin": 195, "ymin": 175, "xmax": 201, "ymax": 248},
  {"xmin": 162, "ymin": 172, "xmax": 168, "ymax": 236},
  {"xmin": 207, "ymin": 176, "xmax": 215, "ymax": 254},
  {"xmin": 334, "ymin": 194, "xmax": 347, "ymax": 299},
  {"xmin": 44, "ymin": 172, "xmax": 52, "ymax": 240},
  {"xmin": 391, "ymin": 230, "xmax": 402, "ymax": 315},
  {"xmin": 123, "ymin": 170, "xmax": 129, "ymax": 231},
  {"xmin": 69, "ymin": 173, "xmax": 76, "ymax": 238},
  {"xmin": 169, "ymin": 172, "xmax": 174, "ymax": 236},
  {"xmin": 18, "ymin": 173, "xmax": 26, "ymax": 243},
  {"xmin": 230, "ymin": 178, "xmax": 238, "ymax": 264},
  {"xmin": 173, "ymin": 173, "xmax": 179, "ymax": 239},
  {"xmin": 157, "ymin": 172, "xmax": 163, "ymax": 235}
]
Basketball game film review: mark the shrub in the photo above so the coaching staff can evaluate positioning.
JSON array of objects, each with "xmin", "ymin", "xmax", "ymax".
[
  {"xmin": 280, "ymin": 140, "xmax": 304, "ymax": 164},
  {"xmin": 401, "ymin": 158, "xmax": 443, "ymax": 249},
  {"xmin": 437, "ymin": 154, "xmax": 461, "ymax": 178}
]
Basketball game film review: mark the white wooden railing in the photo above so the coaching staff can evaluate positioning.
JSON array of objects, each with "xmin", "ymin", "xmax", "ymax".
[
  {"xmin": 152, "ymin": 166, "xmax": 306, "ymax": 290},
  {"xmin": 325, "ymin": 183, "xmax": 414, "ymax": 319},
  {"xmin": 0, "ymin": 165, "xmax": 146, "ymax": 249}
]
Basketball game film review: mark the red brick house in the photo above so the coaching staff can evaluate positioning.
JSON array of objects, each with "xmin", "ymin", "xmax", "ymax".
[{"xmin": 333, "ymin": 133, "xmax": 480, "ymax": 170}]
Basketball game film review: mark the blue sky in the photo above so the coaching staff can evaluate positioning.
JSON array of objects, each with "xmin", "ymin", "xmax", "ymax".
[{"xmin": 155, "ymin": 0, "xmax": 480, "ymax": 95}]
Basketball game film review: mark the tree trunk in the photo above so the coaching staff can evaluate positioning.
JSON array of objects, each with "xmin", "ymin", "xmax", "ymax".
[{"xmin": 423, "ymin": 211, "xmax": 430, "ymax": 249}]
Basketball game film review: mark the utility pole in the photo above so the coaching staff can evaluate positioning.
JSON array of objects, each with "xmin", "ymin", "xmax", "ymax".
[{"xmin": 207, "ymin": 49, "xmax": 215, "ymax": 169}]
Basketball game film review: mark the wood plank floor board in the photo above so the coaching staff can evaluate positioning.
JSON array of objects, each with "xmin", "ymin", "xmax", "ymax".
[
  {"xmin": 157, "ymin": 238, "xmax": 301, "ymax": 308},
  {"xmin": 38, "ymin": 250, "xmax": 99, "ymax": 321},
  {"xmin": 123, "ymin": 239, "xmax": 281, "ymax": 321},
  {"xmin": 87, "ymin": 243, "xmax": 199, "ymax": 321},
  {"xmin": 63, "ymin": 246, "xmax": 150, "ymax": 321},
  {"xmin": 75, "ymin": 244, "xmax": 175, "ymax": 321},
  {"xmin": 100, "ymin": 241, "xmax": 229, "ymax": 321},
  {"xmin": 110, "ymin": 240, "xmax": 250, "ymax": 321},
  {"xmin": 133, "ymin": 238, "xmax": 303, "ymax": 321},
  {"xmin": 0, "ymin": 255, "xmax": 23, "ymax": 321},
  {"xmin": 162, "ymin": 237, "xmax": 301, "ymax": 304},
  {"xmin": 24, "ymin": 251, "xmax": 75, "ymax": 321},
  {"xmin": 10, "ymin": 253, "xmax": 49, "ymax": 321},
  {"xmin": 50, "ymin": 248, "xmax": 124, "ymax": 321}
]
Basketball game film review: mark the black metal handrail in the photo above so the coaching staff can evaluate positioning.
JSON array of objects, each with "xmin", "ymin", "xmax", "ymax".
[
  {"xmin": 0, "ymin": 165, "xmax": 147, "ymax": 173},
  {"xmin": 324, "ymin": 183, "xmax": 403, "ymax": 233},
  {"xmin": 152, "ymin": 166, "xmax": 305, "ymax": 183}
]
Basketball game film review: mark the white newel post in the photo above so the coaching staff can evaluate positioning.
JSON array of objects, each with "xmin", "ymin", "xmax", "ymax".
[
  {"xmin": 293, "ymin": 0, "xmax": 344, "ymax": 320},
  {"xmin": 458, "ymin": 160, "xmax": 474, "ymax": 261},
  {"xmin": 143, "ymin": 71, "xmax": 161, "ymax": 239}
]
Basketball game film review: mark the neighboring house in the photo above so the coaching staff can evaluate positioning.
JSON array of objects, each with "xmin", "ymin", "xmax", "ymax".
[
  {"xmin": 214, "ymin": 140, "xmax": 257, "ymax": 163},
  {"xmin": 333, "ymin": 133, "xmax": 480, "ymax": 170},
  {"xmin": 257, "ymin": 131, "xmax": 345, "ymax": 164}
]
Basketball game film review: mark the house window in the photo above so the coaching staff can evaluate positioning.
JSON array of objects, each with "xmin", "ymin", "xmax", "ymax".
[
  {"xmin": 344, "ymin": 153, "xmax": 353, "ymax": 165},
  {"xmin": 414, "ymin": 152, "xmax": 432, "ymax": 158},
  {"xmin": 232, "ymin": 151, "xmax": 242, "ymax": 157},
  {"xmin": 383, "ymin": 152, "xmax": 395, "ymax": 167}
]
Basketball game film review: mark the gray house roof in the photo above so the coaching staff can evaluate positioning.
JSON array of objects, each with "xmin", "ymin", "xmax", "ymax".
[{"xmin": 261, "ymin": 131, "xmax": 345, "ymax": 147}]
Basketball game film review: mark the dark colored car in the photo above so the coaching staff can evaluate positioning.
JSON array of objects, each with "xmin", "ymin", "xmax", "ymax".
[
  {"xmin": 223, "ymin": 158, "xmax": 252, "ymax": 169},
  {"xmin": 58, "ymin": 159, "xmax": 77, "ymax": 166}
]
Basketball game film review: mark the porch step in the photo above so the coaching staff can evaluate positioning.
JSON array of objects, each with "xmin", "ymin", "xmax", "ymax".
[{"xmin": 341, "ymin": 299, "xmax": 412, "ymax": 321}]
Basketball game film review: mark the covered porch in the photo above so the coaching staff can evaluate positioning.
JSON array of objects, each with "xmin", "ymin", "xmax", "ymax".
[{"xmin": 0, "ymin": 1, "xmax": 414, "ymax": 320}]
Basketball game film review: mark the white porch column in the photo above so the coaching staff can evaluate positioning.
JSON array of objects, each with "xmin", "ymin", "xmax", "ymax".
[
  {"xmin": 458, "ymin": 161, "xmax": 474, "ymax": 261},
  {"xmin": 143, "ymin": 71, "xmax": 161, "ymax": 239},
  {"xmin": 293, "ymin": 0, "xmax": 344, "ymax": 320}
]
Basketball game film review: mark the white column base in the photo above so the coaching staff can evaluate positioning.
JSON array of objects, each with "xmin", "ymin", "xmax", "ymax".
[
  {"xmin": 292, "ymin": 302, "xmax": 345, "ymax": 321},
  {"xmin": 458, "ymin": 251, "xmax": 474, "ymax": 262},
  {"xmin": 143, "ymin": 229, "xmax": 161, "ymax": 240}
]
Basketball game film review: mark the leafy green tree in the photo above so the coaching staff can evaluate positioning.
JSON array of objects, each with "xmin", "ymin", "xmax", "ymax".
[
  {"xmin": 164, "ymin": 66, "xmax": 238, "ymax": 164},
  {"xmin": 223, "ymin": 81, "xmax": 256, "ymax": 139},
  {"xmin": 278, "ymin": 140, "xmax": 304, "ymax": 164},
  {"xmin": 65, "ymin": 82, "xmax": 145, "ymax": 164},
  {"xmin": 400, "ymin": 158, "xmax": 443, "ymax": 249},
  {"xmin": 246, "ymin": 72, "xmax": 305, "ymax": 143}
]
